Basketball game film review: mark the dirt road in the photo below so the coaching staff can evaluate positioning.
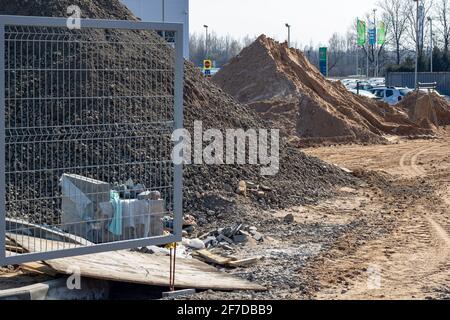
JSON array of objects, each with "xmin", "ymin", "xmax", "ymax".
[
  {"xmin": 304, "ymin": 131, "xmax": 450, "ymax": 299},
  {"xmin": 185, "ymin": 132, "xmax": 450, "ymax": 301}
]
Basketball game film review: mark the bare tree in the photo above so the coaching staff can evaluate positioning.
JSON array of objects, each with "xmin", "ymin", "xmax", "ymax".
[
  {"xmin": 378, "ymin": 0, "xmax": 410, "ymax": 64},
  {"xmin": 435, "ymin": 0, "xmax": 450, "ymax": 52},
  {"xmin": 242, "ymin": 35, "xmax": 257, "ymax": 47},
  {"xmin": 328, "ymin": 33, "xmax": 347, "ymax": 73},
  {"xmin": 189, "ymin": 33, "xmax": 251, "ymax": 67},
  {"xmin": 406, "ymin": 0, "xmax": 434, "ymax": 53}
]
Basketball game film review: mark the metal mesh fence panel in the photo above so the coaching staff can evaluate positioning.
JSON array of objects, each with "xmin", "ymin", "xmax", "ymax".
[{"xmin": 0, "ymin": 16, "xmax": 183, "ymax": 265}]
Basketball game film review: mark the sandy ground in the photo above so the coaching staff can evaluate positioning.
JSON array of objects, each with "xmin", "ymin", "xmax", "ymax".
[
  {"xmin": 191, "ymin": 129, "xmax": 450, "ymax": 300},
  {"xmin": 303, "ymin": 129, "xmax": 450, "ymax": 300}
]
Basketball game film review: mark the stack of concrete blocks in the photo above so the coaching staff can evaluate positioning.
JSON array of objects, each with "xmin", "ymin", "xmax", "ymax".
[
  {"xmin": 61, "ymin": 174, "xmax": 165, "ymax": 243},
  {"xmin": 99, "ymin": 193, "xmax": 165, "ymax": 241},
  {"xmin": 60, "ymin": 174, "xmax": 110, "ymax": 242}
]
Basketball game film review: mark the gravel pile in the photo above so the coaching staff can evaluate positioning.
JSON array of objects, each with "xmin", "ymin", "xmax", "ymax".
[{"xmin": 2, "ymin": 0, "xmax": 356, "ymax": 225}]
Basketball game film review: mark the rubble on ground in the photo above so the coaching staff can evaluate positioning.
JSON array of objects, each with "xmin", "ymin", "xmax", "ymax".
[
  {"xmin": 213, "ymin": 35, "xmax": 435, "ymax": 146},
  {"xmin": 198, "ymin": 223, "xmax": 265, "ymax": 249}
]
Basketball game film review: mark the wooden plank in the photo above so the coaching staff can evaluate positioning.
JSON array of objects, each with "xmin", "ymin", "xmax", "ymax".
[
  {"xmin": 5, "ymin": 238, "xmax": 16, "ymax": 247},
  {"xmin": 6, "ymin": 218, "xmax": 94, "ymax": 246},
  {"xmin": 5, "ymin": 245, "xmax": 27, "ymax": 254},
  {"xmin": 8, "ymin": 234, "xmax": 265, "ymax": 291},
  {"xmin": 6, "ymin": 233, "xmax": 84, "ymax": 253},
  {"xmin": 20, "ymin": 262, "xmax": 58, "ymax": 277},
  {"xmin": 193, "ymin": 250, "xmax": 263, "ymax": 268},
  {"xmin": 227, "ymin": 256, "xmax": 263, "ymax": 267},
  {"xmin": 192, "ymin": 249, "xmax": 233, "ymax": 266}
]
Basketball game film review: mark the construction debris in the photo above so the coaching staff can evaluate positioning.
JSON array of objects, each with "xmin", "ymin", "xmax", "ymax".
[
  {"xmin": 237, "ymin": 181, "xmax": 247, "ymax": 197},
  {"xmin": 192, "ymin": 249, "xmax": 263, "ymax": 268},
  {"xmin": 199, "ymin": 224, "xmax": 264, "ymax": 249},
  {"xmin": 283, "ymin": 214, "xmax": 295, "ymax": 224},
  {"xmin": 227, "ymin": 257, "xmax": 264, "ymax": 268},
  {"xmin": 192, "ymin": 249, "xmax": 233, "ymax": 266},
  {"xmin": 6, "ymin": 234, "xmax": 266, "ymax": 291},
  {"xmin": 60, "ymin": 174, "xmax": 165, "ymax": 243},
  {"xmin": 182, "ymin": 238, "xmax": 206, "ymax": 250}
]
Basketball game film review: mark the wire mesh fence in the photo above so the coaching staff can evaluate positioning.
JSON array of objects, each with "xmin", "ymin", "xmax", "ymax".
[{"xmin": 0, "ymin": 16, "xmax": 184, "ymax": 265}]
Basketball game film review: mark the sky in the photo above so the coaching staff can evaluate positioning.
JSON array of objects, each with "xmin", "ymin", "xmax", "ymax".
[{"xmin": 190, "ymin": 0, "xmax": 378, "ymax": 46}]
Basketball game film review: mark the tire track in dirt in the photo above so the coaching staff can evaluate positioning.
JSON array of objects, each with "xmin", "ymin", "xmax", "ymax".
[
  {"xmin": 399, "ymin": 144, "xmax": 443, "ymax": 177},
  {"xmin": 316, "ymin": 204, "xmax": 450, "ymax": 300},
  {"xmin": 304, "ymin": 133, "xmax": 450, "ymax": 299},
  {"xmin": 426, "ymin": 216, "xmax": 450, "ymax": 248}
]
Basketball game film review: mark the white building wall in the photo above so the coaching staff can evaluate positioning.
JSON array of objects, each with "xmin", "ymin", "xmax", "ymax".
[{"xmin": 121, "ymin": 0, "xmax": 189, "ymax": 58}]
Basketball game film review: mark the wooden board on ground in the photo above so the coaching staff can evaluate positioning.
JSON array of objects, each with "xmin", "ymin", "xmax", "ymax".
[
  {"xmin": 228, "ymin": 256, "xmax": 263, "ymax": 267},
  {"xmin": 7, "ymin": 234, "xmax": 265, "ymax": 291},
  {"xmin": 5, "ymin": 245, "xmax": 26, "ymax": 254},
  {"xmin": 193, "ymin": 249, "xmax": 233, "ymax": 266},
  {"xmin": 20, "ymin": 262, "xmax": 59, "ymax": 277}
]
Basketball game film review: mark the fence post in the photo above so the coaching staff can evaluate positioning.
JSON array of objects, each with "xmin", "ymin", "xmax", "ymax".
[{"xmin": 0, "ymin": 23, "xmax": 5, "ymax": 265}]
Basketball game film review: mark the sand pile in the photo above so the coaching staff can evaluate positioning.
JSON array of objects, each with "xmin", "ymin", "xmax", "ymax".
[
  {"xmin": 213, "ymin": 35, "xmax": 433, "ymax": 145},
  {"xmin": 397, "ymin": 91, "xmax": 450, "ymax": 130},
  {"xmin": 1, "ymin": 0, "xmax": 356, "ymax": 224}
]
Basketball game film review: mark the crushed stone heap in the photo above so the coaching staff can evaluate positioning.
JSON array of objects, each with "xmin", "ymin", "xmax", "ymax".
[{"xmin": 1, "ymin": 0, "xmax": 357, "ymax": 224}]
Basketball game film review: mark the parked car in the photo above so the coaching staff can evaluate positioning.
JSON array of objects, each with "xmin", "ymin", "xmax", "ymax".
[
  {"xmin": 349, "ymin": 89, "xmax": 379, "ymax": 100},
  {"xmin": 340, "ymin": 79, "xmax": 359, "ymax": 87},
  {"xmin": 367, "ymin": 77, "xmax": 386, "ymax": 87},
  {"xmin": 369, "ymin": 87, "xmax": 412, "ymax": 105},
  {"xmin": 347, "ymin": 81, "xmax": 375, "ymax": 91}
]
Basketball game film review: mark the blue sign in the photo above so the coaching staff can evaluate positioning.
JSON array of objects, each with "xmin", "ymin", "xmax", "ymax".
[
  {"xmin": 319, "ymin": 63, "xmax": 327, "ymax": 77},
  {"xmin": 368, "ymin": 28, "xmax": 376, "ymax": 45}
]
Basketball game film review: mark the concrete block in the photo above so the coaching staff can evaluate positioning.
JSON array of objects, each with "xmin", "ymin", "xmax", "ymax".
[{"xmin": 63, "ymin": 173, "xmax": 110, "ymax": 204}]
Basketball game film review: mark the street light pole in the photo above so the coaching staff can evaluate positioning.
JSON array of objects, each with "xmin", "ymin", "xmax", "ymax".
[
  {"xmin": 366, "ymin": 40, "xmax": 369, "ymax": 78},
  {"xmin": 162, "ymin": 0, "xmax": 165, "ymax": 22},
  {"xmin": 373, "ymin": 8, "xmax": 378, "ymax": 77},
  {"xmin": 356, "ymin": 18, "xmax": 359, "ymax": 76},
  {"xmin": 428, "ymin": 17, "xmax": 433, "ymax": 72},
  {"xmin": 285, "ymin": 23, "xmax": 291, "ymax": 47},
  {"xmin": 203, "ymin": 24, "xmax": 209, "ymax": 58},
  {"xmin": 414, "ymin": 0, "xmax": 419, "ymax": 89},
  {"xmin": 161, "ymin": 0, "xmax": 166, "ymax": 40}
]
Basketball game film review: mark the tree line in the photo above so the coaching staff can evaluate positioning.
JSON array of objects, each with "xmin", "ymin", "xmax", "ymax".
[{"xmin": 189, "ymin": 0, "xmax": 450, "ymax": 76}]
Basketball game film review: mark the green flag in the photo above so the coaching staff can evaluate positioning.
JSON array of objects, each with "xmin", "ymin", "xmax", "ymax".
[
  {"xmin": 357, "ymin": 19, "xmax": 366, "ymax": 46},
  {"xmin": 377, "ymin": 21, "xmax": 386, "ymax": 45}
]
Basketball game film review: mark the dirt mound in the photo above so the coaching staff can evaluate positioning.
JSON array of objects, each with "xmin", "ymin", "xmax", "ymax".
[
  {"xmin": 1, "ymin": 1, "xmax": 356, "ymax": 224},
  {"xmin": 213, "ymin": 35, "xmax": 433, "ymax": 145},
  {"xmin": 397, "ymin": 92, "xmax": 450, "ymax": 130}
]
